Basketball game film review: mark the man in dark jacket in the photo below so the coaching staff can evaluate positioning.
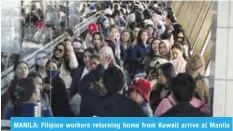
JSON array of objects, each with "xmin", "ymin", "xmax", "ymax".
[
  {"xmin": 94, "ymin": 66, "xmax": 145, "ymax": 117},
  {"xmin": 161, "ymin": 73, "xmax": 209, "ymax": 117},
  {"xmin": 79, "ymin": 48, "xmax": 145, "ymax": 117}
]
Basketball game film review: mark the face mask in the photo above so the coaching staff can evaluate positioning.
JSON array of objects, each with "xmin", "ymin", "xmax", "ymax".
[
  {"xmin": 47, "ymin": 70, "xmax": 58, "ymax": 79},
  {"xmin": 73, "ymin": 42, "xmax": 82, "ymax": 49},
  {"xmin": 36, "ymin": 60, "xmax": 47, "ymax": 67},
  {"xmin": 36, "ymin": 54, "xmax": 47, "ymax": 67}
]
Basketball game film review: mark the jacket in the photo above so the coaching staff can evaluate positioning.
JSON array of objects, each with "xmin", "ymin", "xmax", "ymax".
[
  {"xmin": 154, "ymin": 94, "xmax": 210, "ymax": 116},
  {"xmin": 94, "ymin": 93, "xmax": 146, "ymax": 117},
  {"xmin": 79, "ymin": 64, "xmax": 106, "ymax": 116},
  {"xmin": 120, "ymin": 44, "xmax": 133, "ymax": 71},
  {"xmin": 44, "ymin": 75, "xmax": 73, "ymax": 117},
  {"xmin": 160, "ymin": 102, "xmax": 209, "ymax": 117},
  {"xmin": 69, "ymin": 66, "xmax": 85, "ymax": 98},
  {"xmin": 150, "ymin": 84, "xmax": 171, "ymax": 112},
  {"xmin": 131, "ymin": 43, "xmax": 150, "ymax": 75}
]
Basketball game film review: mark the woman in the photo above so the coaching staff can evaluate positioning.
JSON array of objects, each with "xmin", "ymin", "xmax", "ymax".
[
  {"xmin": 146, "ymin": 25, "xmax": 155, "ymax": 38},
  {"xmin": 112, "ymin": 10, "xmax": 127, "ymax": 27},
  {"xmin": 130, "ymin": 78, "xmax": 153, "ymax": 117},
  {"xmin": 132, "ymin": 27, "xmax": 140, "ymax": 47},
  {"xmin": 27, "ymin": 72, "xmax": 51, "ymax": 109},
  {"xmin": 131, "ymin": 29, "xmax": 150, "ymax": 77},
  {"xmin": 171, "ymin": 43, "xmax": 187, "ymax": 73},
  {"xmin": 174, "ymin": 29, "xmax": 190, "ymax": 60},
  {"xmin": 151, "ymin": 39, "xmax": 161, "ymax": 56},
  {"xmin": 143, "ymin": 39, "xmax": 164, "ymax": 73},
  {"xmin": 70, "ymin": 48, "xmax": 97, "ymax": 97},
  {"xmin": 44, "ymin": 60, "xmax": 73, "ymax": 116},
  {"xmin": 120, "ymin": 30, "xmax": 133, "ymax": 85},
  {"xmin": 159, "ymin": 40, "xmax": 172, "ymax": 61},
  {"xmin": 186, "ymin": 54, "xmax": 209, "ymax": 104},
  {"xmin": 7, "ymin": 61, "xmax": 29, "ymax": 100},
  {"xmin": 4, "ymin": 78, "xmax": 52, "ymax": 119},
  {"xmin": 53, "ymin": 42, "xmax": 66, "ymax": 67},
  {"xmin": 147, "ymin": 37, "xmax": 155, "ymax": 46},
  {"xmin": 53, "ymin": 41, "xmax": 79, "ymax": 95},
  {"xmin": 35, "ymin": 51, "xmax": 48, "ymax": 79},
  {"xmin": 5, "ymin": 61, "xmax": 29, "ymax": 116},
  {"xmin": 92, "ymin": 32, "xmax": 105, "ymax": 52},
  {"xmin": 154, "ymin": 73, "xmax": 210, "ymax": 116},
  {"xmin": 120, "ymin": 30, "xmax": 132, "ymax": 66},
  {"xmin": 149, "ymin": 63, "xmax": 176, "ymax": 112}
]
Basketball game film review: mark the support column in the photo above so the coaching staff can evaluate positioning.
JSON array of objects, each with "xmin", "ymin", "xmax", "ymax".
[{"xmin": 213, "ymin": 1, "xmax": 233, "ymax": 116}]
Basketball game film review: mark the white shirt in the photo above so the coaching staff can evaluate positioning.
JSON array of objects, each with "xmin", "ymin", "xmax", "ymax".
[
  {"xmin": 81, "ymin": 67, "xmax": 89, "ymax": 80},
  {"xmin": 60, "ymin": 63, "xmax": 73, "ymax": 89}
]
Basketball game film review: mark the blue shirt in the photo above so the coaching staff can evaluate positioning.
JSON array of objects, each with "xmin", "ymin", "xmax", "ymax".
[
  {"xmin": 131, "ymin": 44, "xmax": 151, "ymax": 74},
  {"xmin": 4, "ymin": 103, "xmax": 53, "ymax": 119}
]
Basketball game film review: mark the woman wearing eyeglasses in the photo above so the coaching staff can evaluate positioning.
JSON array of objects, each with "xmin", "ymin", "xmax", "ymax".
[{"xmin": 35, "ymin": 51, "xmax": 49, "ymax": 79}]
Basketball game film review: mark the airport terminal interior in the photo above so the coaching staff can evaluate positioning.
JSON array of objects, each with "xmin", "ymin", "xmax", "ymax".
[{"xmin": 1, "ymin": 0, "xmax": 233, "ymax": 129}]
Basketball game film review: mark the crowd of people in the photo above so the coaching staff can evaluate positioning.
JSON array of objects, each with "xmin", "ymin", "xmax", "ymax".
[{"xmin": 2, "ymin": 1, "xmax": 211, "ymax": 118}]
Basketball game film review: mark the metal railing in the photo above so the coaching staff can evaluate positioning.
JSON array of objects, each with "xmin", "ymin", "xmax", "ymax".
[{"xmin": 1, "ymin": 11, "xmax": 104, "ymax": 95}]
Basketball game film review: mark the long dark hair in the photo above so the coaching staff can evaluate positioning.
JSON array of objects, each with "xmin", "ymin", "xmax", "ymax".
[
  {"xmin": 28, "ymin": 71, "xmax": 43, "ymax": 84},
  {"xmin": 137, "ymin": 29, "xmax": 148, "ymax": 45},
  {"xmin": 147, "ymin": 37, "xmax": 155, "ymax": 46},
  {"xmin": 92, "ymin": 32, "xmax": 104, "ymax": 44},
  {"xmin": 13, "ymin": 61, "xmax": 28, "ymax": 80},
  {"xmin": 173, "ymin": 29, "xmax": 186, "ymax": 44},
  {"xmin": 120, "ymin": 30, "xmax": 132, "ymax": 44},
  {"xmin": 84, "ymin": 47, "xmax": 97, "ymax": 56},
  {"xmin": 45, "ymin": 60, "xmax": 58, "ymax": 70},
  {"xmin": 53, "ymin": 42, "xmax": 65, "ymax": 60},
  {"xmin": 148, "ymin": 38, "xmax": 161, "ymax": 58},
  {"xmin": 53, "ymin": 42, "xmax": 66, "ymax": 69},
  {"xmin": 158, "ymin": 63, "xmax": 176, "ymax": 86},
  {"xmin": 92, "ymin": 32, "xmax": 104, "ymax": 50},
  {"xmin": 11, "ymin": 78, "xmax": 36, "ymax": 116},
  {"xmin": 105, "ymin": 39, "xmax": 116, "ymax": 56},
  {"xmin": 146, "ymin": 24, "xmax": 155, "ymax": 36}
]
